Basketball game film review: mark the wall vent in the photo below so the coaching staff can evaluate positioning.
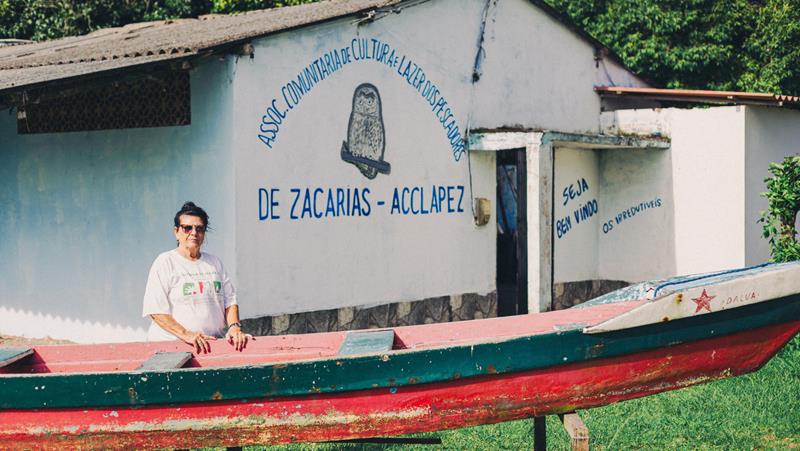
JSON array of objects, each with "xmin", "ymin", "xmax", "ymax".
[{"xmin": 17, "ymin": 70, "xmax": 190, "ymax": 134}]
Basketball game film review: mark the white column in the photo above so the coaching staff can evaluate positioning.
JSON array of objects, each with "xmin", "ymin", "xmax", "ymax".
[{"xmin": 527, "ymin": 135, "xmax": 552, "ymax": 312}]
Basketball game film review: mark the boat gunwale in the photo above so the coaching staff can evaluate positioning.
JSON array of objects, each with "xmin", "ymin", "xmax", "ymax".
[
  {"xmin": 3, "ymin": 261, "xmax": 788, "ymax": 380},
  {"xmin": 6, "ymin": 262, "xmax": 794, "ymax": 380},
  {"xmin": 0, "ymin": 293, "xmax": 797, "ymax": 410},
  {"xmin": 0, "ymin": 300, "xmax": 646, "ymax": 379}
]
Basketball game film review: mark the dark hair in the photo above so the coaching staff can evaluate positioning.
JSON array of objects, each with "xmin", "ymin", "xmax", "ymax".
[{"xmin": 173, "ymin": 201, "xmax": 210, "ymax": 229}]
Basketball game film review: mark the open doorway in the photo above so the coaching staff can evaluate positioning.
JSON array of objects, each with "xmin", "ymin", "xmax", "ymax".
[{"xmin": 496, "ymin": 148, "xmax": 528, "ymax": 316}]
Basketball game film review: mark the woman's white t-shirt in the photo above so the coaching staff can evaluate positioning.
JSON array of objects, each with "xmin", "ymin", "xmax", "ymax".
[{"xmin": 142, "ymin": 249, "xmax": 237, "ymax": 341}]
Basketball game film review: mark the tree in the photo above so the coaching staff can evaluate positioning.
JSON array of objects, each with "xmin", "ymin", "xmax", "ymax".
[
  {"xmin": 738, "ymin": 0, "xmax": 800, "ymax": 95},
  {"xmin": 759, "ymin": 155, "xmax": 800, "ymax": 262},
  {"xmin": 210, "ymin": 0, "xmax": 315, "ymax": 14},
  {"xmin": 0, "ymin": 0, "xmax": 316, "ymax": 42},
  {"xmin": 545, "ymin": 0, "xmax": 800, "ymax": 96},
  {"xmin": 3, "ymin": 0, "xmax": 799, "ymax": 96}
]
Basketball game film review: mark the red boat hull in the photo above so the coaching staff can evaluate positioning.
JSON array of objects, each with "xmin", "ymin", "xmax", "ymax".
[{"xmin": 3, "ymin": 321, "xmax": 797, "ymax": 450}]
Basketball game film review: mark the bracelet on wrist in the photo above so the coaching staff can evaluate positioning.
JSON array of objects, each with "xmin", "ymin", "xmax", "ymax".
[{"xmin": 227, "ymin": 322, "xmax": 242, "ymax": 331}]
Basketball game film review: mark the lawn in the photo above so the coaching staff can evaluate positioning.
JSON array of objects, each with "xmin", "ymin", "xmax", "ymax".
[{"xmin": 259, "ymin": 334, "xmax": 800, "ymax": 450}]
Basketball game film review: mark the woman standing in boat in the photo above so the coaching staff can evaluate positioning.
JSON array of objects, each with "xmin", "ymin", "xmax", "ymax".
[{"xmin": 142, "ymin": 202, "xmax": 250, "ymax": 353}]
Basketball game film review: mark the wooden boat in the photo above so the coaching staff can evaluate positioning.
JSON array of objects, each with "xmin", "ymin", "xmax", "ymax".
[{"xmin": 1, "ymin": 262, "xmax": 799, "ymax": 449}]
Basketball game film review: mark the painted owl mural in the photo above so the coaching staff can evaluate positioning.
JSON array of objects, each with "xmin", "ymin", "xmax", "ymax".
[{"xmin": 340, "ymin": 83, "xmax": 391, "ymax": 179}]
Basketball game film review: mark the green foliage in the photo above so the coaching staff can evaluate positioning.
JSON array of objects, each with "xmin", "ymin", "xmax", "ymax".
[
  {"xmin": 210, "ymin": 0, "xmax": 316, "ymax": 15},
  {"xmin": 2, "ymin": 0, "xmax": 799, "ymax": 96},
  {"xmin": 545, "ymin": 0, "xmax": 800, "ymax": 96},
  {"xmin": 760, "ymin": 155, "xmax": 800, "ymax": 262},
  {"xmin": 0, "ymin": 0, "xmax": 212, "ymax": 41},
  {"xmin": 0, "ymin": 0, "xmax": 318, "ymax": 42},
  {"xmin": 739, "ymin": 0, "xmax": 800, "ymax": 94}
]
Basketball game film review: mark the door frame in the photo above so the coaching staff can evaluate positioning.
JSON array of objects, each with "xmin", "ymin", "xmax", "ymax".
[{"xmin": 469, "ymin": 131, "xmax": 553, "ymax": 313}]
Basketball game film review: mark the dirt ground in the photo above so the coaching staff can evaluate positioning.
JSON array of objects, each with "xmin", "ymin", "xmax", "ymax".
[{"xmin": 0, "ymin": 335, "xmax": 75, "ymax": 346}]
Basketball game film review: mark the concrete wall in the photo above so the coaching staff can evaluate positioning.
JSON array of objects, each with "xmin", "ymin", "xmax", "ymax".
[
  {"xmin": 553, "ymin": 148, "xmax": 600, "ymax": 281},
  {"xmin": 472, "ymin": 0, "xmax": 648, "ymax": 133},
  {"xmin": 603, "ymin": 107, "xmax": 748, "ymax": 275},
  {"xmin": 228, "ymin": 0, "xmax": 651, "ymax": 320},
  {"xmin": 0, "ymin": 58, "xmax": 236, "ymax": 342},
  {"xmin": 231, "ymin": 0, "xmax": 496, "ymax": 318},
  {"xmin": 744, "ymin": 106, "xmax": 800, "ymax": 265},
  {"xmin": 0, "ymin": 0, "xmax": 654, "ymax": 341},
  {"xmin": 670, "ymin": 107, "xmax": 746, "ymax": 275},
  {"xmin": 597, "ymin": 148, "xmax": 674, "ymax": 281},
  {"xmin": 553, "ymin": 145, "xmax": 673, "ymax": 286},
  {"xmin": 602, "ymin": 105, "xmax": 800, "ymax": 275}
]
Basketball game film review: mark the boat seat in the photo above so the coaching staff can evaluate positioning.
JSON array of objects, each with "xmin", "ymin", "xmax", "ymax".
[
  {"xmin": 136, "ymin": 351, "xmax": 193, "ymax": 371},
  {"xmin": 338, "ymin": 329, "xmax": 396, "ymax": 356},
  {"xmin": 0, "ymin": 347, "xmax": 34, "ymax": 368}
]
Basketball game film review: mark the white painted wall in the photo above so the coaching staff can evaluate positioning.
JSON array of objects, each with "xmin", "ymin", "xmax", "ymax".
[
  {"xmin": 606, "ymin": 107, "xmax": 749, "ymax": 275},
  {"xmin": 0, "ymin": 58, "xmax": 236, "ymax": 342},
  {"xmin": 597, "ymin": 149, "xmax": 674, "ymax": 281},
  {"xmin": 231, "ymin": 0, "xmax": 496, "ymax": 317},
  {"xmin": 553, "ymin": 148, "xmax": 600, "ymax": 281},
  {"xmin": 553, "ymin": 145, "xmax": 674, "ymax": 284},
  {"xmin": 472, "ymin": 0, "xmax": 649, "ymax": 133},
  {"xmin": 604, "ymin": 105, "xmax": 800, "ymax": 275},
  {"xmin": 600, "ymin": 108, "xmax": 672, "ymax": 137},
  {"xmin": 0, "ymin": 0, "xmax": 657, "ymax": 340},
  {"xmin": 669, "ymin": 107, "xmax": 746, "ymax": 275},
  {"xmin": 744, "ymin": 106, "xmax": 800, "ymax": 265}
]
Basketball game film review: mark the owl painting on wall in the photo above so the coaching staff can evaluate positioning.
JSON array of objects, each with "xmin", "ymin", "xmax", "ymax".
[{"xmin": 341, "ymin": 83, "xmax": 391, "ymax": 179}]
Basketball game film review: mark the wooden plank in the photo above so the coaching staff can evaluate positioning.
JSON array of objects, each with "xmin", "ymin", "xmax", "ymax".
[
  {"xmin": 136, "ymin": 351, "xmax": 193, "ymax": 371},
  {"xmin": 337, "ymin": 330, "xmax": 395, "ymax": 356},
  {"xmin": 559, "ymin": 412, "xmax": 589, "ymax": 451},
  {"xmin": 0, "ymin": 347, "xmax": 33, "ymax": 368}
]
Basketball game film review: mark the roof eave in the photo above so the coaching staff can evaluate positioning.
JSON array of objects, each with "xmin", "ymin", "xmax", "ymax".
[
  {"xmin": 595, "ymin": 86, "xmax": 800, "ymax": 111},
  {"xmin": 0, "ymin": 0, "xmax": 403, "ymax": 98}
]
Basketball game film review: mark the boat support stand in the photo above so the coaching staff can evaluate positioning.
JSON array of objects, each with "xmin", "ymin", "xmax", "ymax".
[{"xmin": 534, "ymin": 411, "xmax": 589, "ymax": 451}]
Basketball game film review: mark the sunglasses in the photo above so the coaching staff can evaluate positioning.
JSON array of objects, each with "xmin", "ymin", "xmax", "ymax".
[{"xmin": 178, "ymin": 224, "xmax": 207, "ymax": 233}]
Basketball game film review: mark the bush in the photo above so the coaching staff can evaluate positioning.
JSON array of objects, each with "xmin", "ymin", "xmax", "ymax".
[{"xmin": 759, "ymin": 155, "xmax": 800, "ymax": 262}]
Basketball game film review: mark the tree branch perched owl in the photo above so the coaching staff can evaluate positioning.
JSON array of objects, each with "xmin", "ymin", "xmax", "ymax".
[{"xmin": 341, "ymin": 83, "xmax": 391, "ymax": 179}]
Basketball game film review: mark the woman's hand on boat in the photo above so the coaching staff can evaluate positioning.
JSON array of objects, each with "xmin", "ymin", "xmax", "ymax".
[
  {"xmin": 225, "ymin": 325, "xmax": 253, "ymax": 351},
  {"xmin": 180, "ymin": 331, "xmax": 217, "ymax": 354}
]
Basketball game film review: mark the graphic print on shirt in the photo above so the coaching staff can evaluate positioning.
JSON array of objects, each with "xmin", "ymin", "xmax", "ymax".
[{"xmin": 179, "ymin": 271, "xmax": 223, "ymax": 301}]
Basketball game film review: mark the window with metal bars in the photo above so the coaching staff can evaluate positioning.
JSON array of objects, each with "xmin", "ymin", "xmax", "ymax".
[{"xmin": 16, "ymin": 70, "xmax": 190, "ymax": 134}]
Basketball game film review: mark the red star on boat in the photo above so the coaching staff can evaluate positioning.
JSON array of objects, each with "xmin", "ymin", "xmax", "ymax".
[{"xmin": 692, "ymin": 289, "xmax": 715, "ymax": 313}]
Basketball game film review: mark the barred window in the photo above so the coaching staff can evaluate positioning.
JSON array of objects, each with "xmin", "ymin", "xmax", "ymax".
[{"xmin": 17, "ymin": 70, "xmax": 190, "ymax": 134}]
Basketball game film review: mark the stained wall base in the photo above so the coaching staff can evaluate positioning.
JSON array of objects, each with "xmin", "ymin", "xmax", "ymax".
[{"xmin": 242, "ymin": 292, "xmax": 498, "ymax": 335}]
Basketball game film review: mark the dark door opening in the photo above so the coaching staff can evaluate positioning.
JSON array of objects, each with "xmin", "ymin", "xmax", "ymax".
[{"xmin": 496, "ymin": 149, "xmax": 528, "ymax": 316}]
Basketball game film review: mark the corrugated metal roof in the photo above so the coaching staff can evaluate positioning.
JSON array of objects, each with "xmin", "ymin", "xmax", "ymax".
[
  {"xmin": 596, "ymin": 86, "xmax": 800, "ymax": 109},
  {"xmin": 0, "ymin": 39, "xmax": 34, "ymax": 47},
  {"xmin": 0, "ymin": 0, "xmax": 644, "ymax": 98},
  {"xmin": 0, "ymin": 0, "xmax": 401, "ymax": 94}
]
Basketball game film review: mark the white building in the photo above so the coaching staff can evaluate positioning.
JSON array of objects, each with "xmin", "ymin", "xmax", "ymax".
[{"xmin": 0, "ymin": 0, "xmax": 797, "ymax": 343}]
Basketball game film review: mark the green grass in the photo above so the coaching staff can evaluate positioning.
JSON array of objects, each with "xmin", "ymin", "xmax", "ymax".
[{"xmin": 232, "ymin": 335, "xmax": 800, "ymax": 450}]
